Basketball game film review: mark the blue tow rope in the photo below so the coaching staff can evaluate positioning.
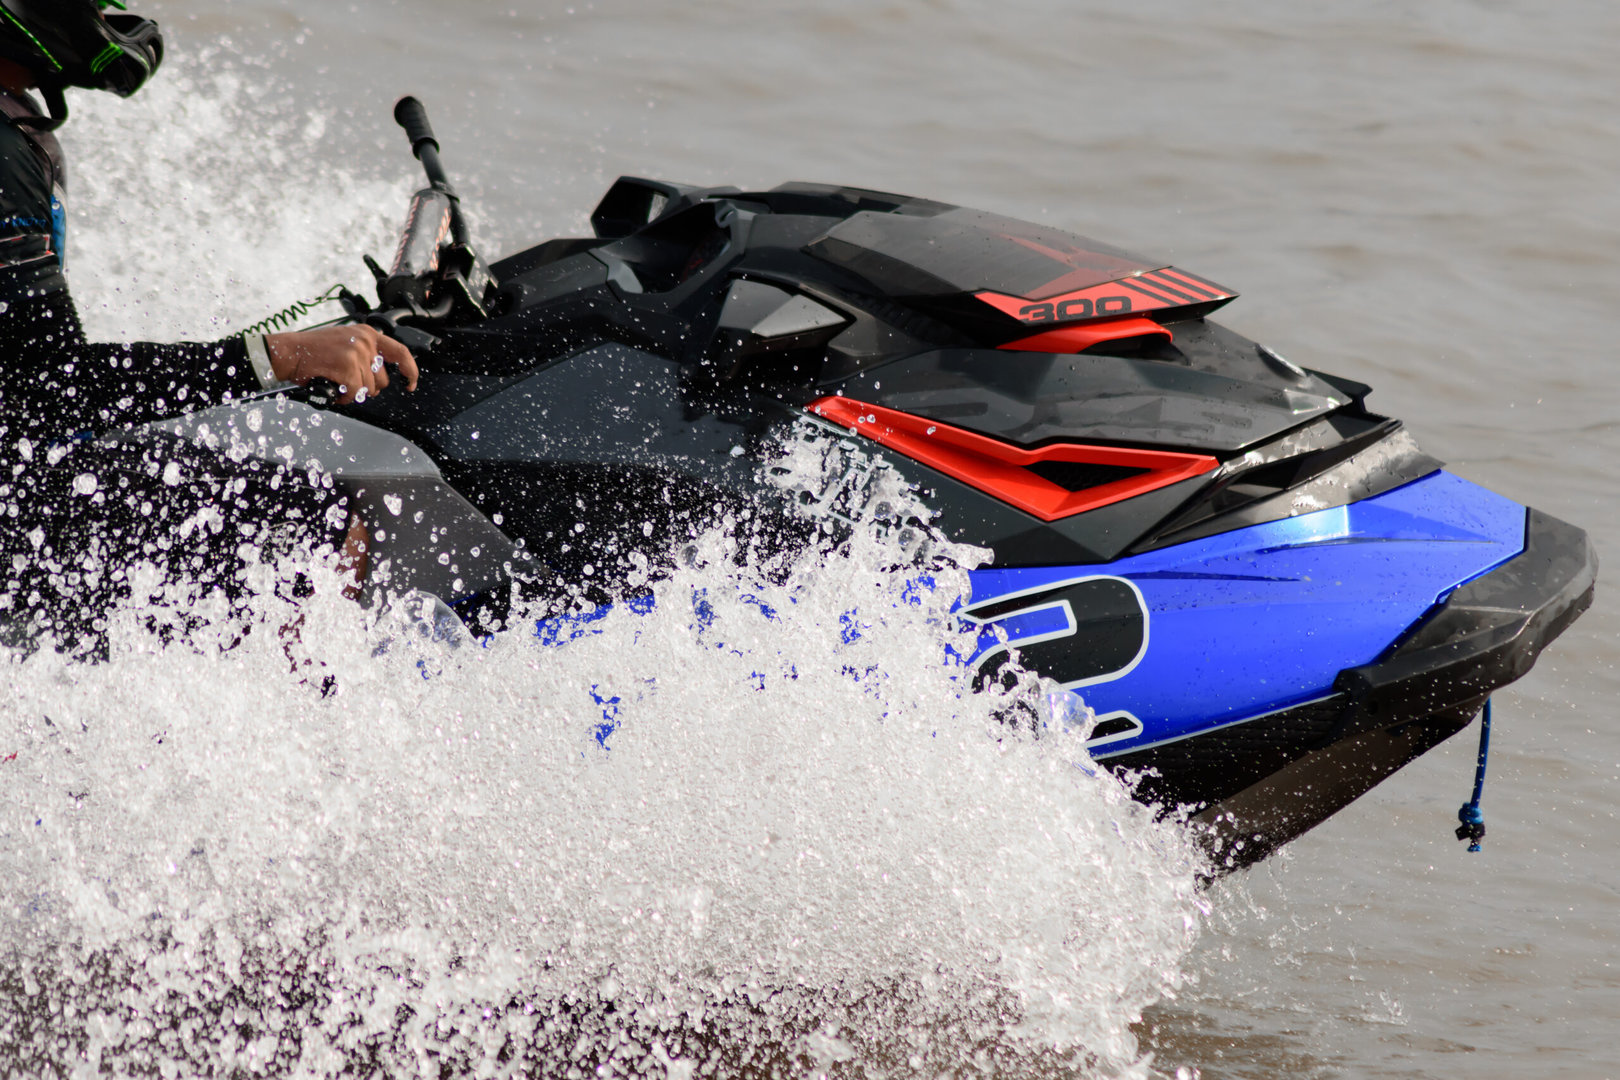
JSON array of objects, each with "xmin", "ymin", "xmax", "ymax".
[{"xmin": 1455, "ymin": 698, "xmax": 1492, "ymax": 852}]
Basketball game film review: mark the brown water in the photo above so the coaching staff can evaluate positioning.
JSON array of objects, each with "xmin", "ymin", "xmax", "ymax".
[{"xmin": 49, "ymin": 1, "xmax": 1620, "ymax": 1077}]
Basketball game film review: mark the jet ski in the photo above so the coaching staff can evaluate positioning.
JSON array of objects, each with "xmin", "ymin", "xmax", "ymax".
[{"xmin": 141, "ymin": 99, "xmax": 1595, "ymax": 870}]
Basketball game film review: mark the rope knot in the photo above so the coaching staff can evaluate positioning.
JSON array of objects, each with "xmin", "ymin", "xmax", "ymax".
[{"xmin": 1455, "ymin": 699, "xmax": 1493, "ymax": 854}]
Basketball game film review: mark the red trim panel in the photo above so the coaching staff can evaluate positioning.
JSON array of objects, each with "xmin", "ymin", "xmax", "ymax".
[
  {"xmin": 1000, "ymin": 316, "xmax": 1171, "ymax": 353},
  {"xmin": 976, "ymin": 266, "xmax": 1236, "ymax": 326},
  {"xmin": 807, "ymin": 396, "xmax": 1218, "ymax": 522}
]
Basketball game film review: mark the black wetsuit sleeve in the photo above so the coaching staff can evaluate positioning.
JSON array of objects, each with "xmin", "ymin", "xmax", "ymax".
[
  {"xmin": 0, "ymin": 120, "xmax": 261, "ymax": 445},
  {"xmin": 0, "ymin": 288, "xmax": 260, "ymax": 444}
]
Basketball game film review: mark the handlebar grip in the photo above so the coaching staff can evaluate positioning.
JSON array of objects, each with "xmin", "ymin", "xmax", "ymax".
[{"xmin": 394, "ymin": 96, "xmax": 439, "ymax": 158}]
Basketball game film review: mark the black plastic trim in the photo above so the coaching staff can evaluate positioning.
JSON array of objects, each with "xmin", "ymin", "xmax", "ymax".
[
  {"xmin": 1332, "ymin": 508, "xmax": 1597, "ymax": 740},
  {"xmin": 1133, "ymin": 423, "xmax": 1442, "ymax": 552},
  {"xmin": 1100, "ymin": 506, "xmax": 1595, "ymax": 869}
]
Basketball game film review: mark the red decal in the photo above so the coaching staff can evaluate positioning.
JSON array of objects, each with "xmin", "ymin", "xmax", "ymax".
[
  {"xmin": 999, "ymin": 316, "xmax": 1170, "ymax": 354},
  {"xmin": 807, "ymin": 397, "xmax": 1217, "ymax": 522},
  {"xmin": 977, "ymin": 266, "xmax": 1235, "ymax": 326}
]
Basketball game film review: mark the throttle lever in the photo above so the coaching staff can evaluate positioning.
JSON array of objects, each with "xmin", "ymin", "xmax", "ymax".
[{"xmin": 366, "ymin": 309, "xmax": 441, "ymax": 354}]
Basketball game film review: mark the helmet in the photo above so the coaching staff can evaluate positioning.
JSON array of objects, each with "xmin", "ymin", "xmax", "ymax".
[{"xmin": 0, "ymin": 1, "xmax": 163, "ymax": 98}]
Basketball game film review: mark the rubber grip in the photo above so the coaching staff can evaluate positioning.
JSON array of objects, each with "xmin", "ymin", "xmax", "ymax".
[{"xmin": 394, "ymin": 96, "xmax": 439, "ymax": 156}]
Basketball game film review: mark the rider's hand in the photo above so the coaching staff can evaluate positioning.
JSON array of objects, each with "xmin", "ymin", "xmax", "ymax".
[{"xmin": 265, "ymin": 324, "xmax": 419, "ymax": 404}]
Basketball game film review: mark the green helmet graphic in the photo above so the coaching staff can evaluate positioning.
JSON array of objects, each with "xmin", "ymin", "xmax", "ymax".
[{"xmin": 0, "ymin": 1, "xmax": 163, "ymax": 99}]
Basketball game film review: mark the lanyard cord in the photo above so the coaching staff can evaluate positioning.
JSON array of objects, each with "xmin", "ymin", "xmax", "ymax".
[{"xmin": 1455, "ymin": 698, "xmax": 1492, "ymax": 853}]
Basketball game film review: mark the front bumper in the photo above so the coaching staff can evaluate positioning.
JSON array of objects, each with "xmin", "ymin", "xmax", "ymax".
[
  {"xmin": 1116, "ymin": 506, "xmax": 1595, "ymax": 870},
  {"xmin": 1332, "ymin": 508, "xmax": 1597, "ymax": 740}
]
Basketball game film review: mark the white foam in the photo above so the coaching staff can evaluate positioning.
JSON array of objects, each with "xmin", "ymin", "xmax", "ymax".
[
  {"xmin": 64, "ymin": 50, "xmax": 406, "ymax": 343},
  {"xmin": 3, "ymin": 51, "xmax": 1207, "ymax": 1079},
  {"xmin": 0, "ymin": 458, "xmax": 1205, "ymax": 1076}
]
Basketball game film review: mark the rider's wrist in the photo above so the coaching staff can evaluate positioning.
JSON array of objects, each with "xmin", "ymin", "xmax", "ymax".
[{"xmin": 245, "ymin": 334, "xmax": 291, "ymax": 390}]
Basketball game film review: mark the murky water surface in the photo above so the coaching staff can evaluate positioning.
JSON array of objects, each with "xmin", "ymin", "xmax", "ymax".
[{"xmin": 4, "ymin": 1, "xmax": 1618, "ymax": 1076}]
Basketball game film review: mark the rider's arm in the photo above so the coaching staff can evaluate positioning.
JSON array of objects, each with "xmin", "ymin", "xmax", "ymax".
[
  {"xmin": 0, "ymin": 287, "xmax": 417, "ymax": 445},
  {"xmin": 0, "ymin": 122, "xmax": 414, "ymax": 446},
  {"xmin": 0, "ymin": 287, "xmax": 271, "ymax": 442},
  {"xmin": 0, "ymin": 118, "xmax": 269, "ymax": 441}
]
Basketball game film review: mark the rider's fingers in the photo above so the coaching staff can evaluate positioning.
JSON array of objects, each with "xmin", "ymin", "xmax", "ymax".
[
  {"xmin": 347, "ymin": 327, "xmax": 403, "ymax": 398},
  {"xmin": 266, "ymin": 325, "xmax": 415, "ymax": 400},
  {"xmin": 350, "ymin": 329, "xmax": 389, "ymax": 399},
  {"xmin": 378, "ymin": 334, "xmax": 419, "ymax": 391},
  {"xmin": 336, "ymin": 347, "xmax": 373, "ymax": 405}
]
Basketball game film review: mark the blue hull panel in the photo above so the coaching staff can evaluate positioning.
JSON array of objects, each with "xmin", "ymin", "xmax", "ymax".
[{"xmin": 966, "ymin": 472, "xmax": 1527, "ymax": 756}]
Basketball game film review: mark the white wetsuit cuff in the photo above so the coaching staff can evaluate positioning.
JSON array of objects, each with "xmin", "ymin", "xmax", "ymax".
[{"xmin": 245, "ymin": 334, "xmax": 288, "ymax": 390}]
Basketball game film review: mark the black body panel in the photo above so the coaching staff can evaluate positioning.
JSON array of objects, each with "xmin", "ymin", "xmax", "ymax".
[
  {"xmin": 350, "ymin": 174, "xmax": 1425, "ymax": 580},
  {"xmin": 832, "ymin": 347, "xmax": 1349, "ymax": 453}
]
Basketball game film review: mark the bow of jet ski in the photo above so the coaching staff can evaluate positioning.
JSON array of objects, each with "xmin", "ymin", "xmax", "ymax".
[{"xmin": 121, "ymin": 102, "xmax": 1594, "ymax": 871}]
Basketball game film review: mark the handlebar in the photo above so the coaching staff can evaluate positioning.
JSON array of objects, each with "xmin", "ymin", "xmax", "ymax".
[
  {"xmin": 369, "ymin": 95, "xmax": 498, "ymax": 334},
  {"xmin": 394, "ymin": 96, "xmax": 439, "ymax": 156},
  {"xmin": 394, "ymin": 96, "xmax": 455, "ymax": 202}
]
